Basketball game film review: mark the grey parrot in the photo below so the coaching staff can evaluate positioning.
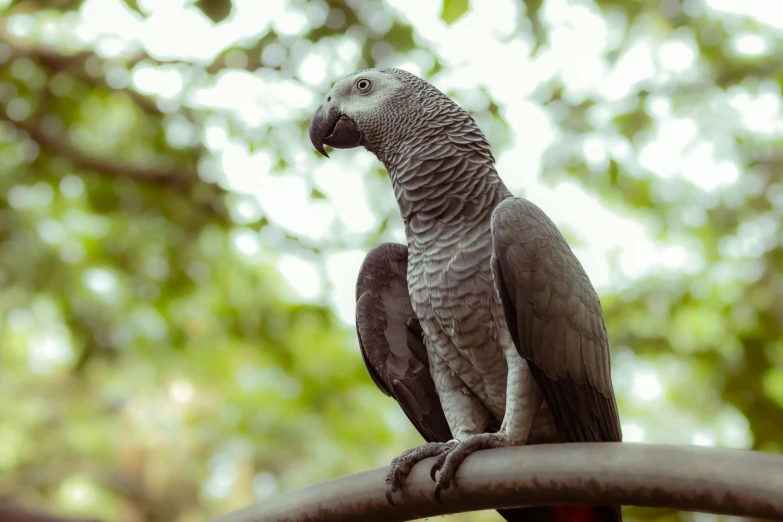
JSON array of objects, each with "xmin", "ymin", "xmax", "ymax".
[{"xmin": 309, "ymin": 68, "xmax": 622, "ymax": 522}]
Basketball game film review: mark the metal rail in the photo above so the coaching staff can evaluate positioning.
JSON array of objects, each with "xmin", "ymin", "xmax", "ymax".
[{"xmin": 214, "ymin": 443, "xmax": 783, "ymax": 522}]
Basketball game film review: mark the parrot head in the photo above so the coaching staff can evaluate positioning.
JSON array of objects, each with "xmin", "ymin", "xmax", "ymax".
[{"xmin": 309, "ymin": 68, "xmax": 459, "ymax": 160}]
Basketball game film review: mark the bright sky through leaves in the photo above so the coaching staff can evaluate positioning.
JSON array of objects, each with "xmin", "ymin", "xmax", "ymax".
[{"xmin": 34, "ymin": 0, "xmax": 776, "ymax": 328}]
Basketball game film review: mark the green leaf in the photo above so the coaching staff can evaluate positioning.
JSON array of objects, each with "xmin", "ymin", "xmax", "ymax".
[
  {"xmin": 440, "ymin": 0, "xmax": 469, "ymax": 25},
  {"xmin": 195, "ymin": 0, "xmax": 233, "ymax": 23},
  {"xmin": 609, "ymin": 159, "xmax": 619, "ymax": 186},
  {"xmin": 121, "ymin": 0, "xmax": 144, "ymax": 15}
]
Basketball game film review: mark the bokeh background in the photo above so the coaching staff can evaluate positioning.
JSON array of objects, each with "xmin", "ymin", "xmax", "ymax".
[{"xmin": 0, "ymin": 0, "xmax": 781, "ymax": 520}]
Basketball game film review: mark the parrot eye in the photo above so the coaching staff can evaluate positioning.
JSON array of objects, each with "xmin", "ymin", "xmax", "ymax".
[{"xmin": 356, "ymin": 78, "xmax": 372, "ymax": 93}]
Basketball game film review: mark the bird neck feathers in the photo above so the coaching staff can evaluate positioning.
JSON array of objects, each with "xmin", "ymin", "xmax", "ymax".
[{"xmin": 383, "ymin": 130, "xmax": 510, "ymax": 234}]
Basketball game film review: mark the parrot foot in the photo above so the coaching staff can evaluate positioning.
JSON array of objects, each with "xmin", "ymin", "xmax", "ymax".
[
  {"xmin": 385, "ymin": 440, "xmax": 458, "ymax": 505},
  {"xmin": 430, "ymin": 432, "xmax": 509, "ymax": 504}
]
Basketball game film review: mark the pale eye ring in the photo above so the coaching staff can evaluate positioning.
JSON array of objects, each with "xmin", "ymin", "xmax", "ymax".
[{"xmin": 356, "ymin": 78, "xmax": 372, "ymax": 92}]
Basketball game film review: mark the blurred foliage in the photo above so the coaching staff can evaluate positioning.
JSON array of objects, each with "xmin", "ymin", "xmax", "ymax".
[
  {"xmin": 0, "ymin": 0, "xmax": 781, "ymax": 521},
  {"xmin": 440, "ymin": 0, "xmax": 470, "ymax": 25}
]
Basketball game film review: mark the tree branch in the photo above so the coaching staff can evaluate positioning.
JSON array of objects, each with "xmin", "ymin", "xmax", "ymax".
[
  {"xmin": 0, "ymin": 22, "xmax": 165, "ymax": 117},
  {"xmin": 214, "ymin": 443, "xmax": 783, "ymax": 522},
  {"xmin": 0, "ymin": 107, "xmax": 200, "ymax": 189},
  {"xmin": 0, "ymin": 16, "xmax": 263, "ymax": 85},
  {"xmin": 0, "ymin": 505, "xmax": 100, "ymax": 522},
  {"xmin": 0, "ymin": 21, "xmax": 228, "ymax": 212}
]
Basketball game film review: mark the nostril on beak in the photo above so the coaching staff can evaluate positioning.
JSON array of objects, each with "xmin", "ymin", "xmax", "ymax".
[{"xmin": 327, "ymin": 96, "xmax": 331, "ymax": 102}]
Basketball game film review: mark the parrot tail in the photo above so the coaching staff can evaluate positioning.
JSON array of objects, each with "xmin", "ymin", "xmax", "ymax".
[
  {"xmin": 498, "ymin": 505, "xmax": 619, "ymax": 522},
  {"xmin": 549, "ymin": 506, "xmax": 605, "ymax": 522}
]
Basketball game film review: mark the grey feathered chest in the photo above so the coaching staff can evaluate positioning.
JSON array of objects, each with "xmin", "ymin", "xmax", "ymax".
[
  {"xmin": 393, "ymin": 151, "xmax": 514, "ymax": 418},
  {"xmin": 407, "ymin": 218, "xmax": 509, "ymax": 415}
]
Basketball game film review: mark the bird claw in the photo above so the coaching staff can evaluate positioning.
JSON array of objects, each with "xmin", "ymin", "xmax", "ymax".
[
  {"xmin": 385, "ymin": 485, "xmax": 396, "ymax": 506},
  {"xmin": 429, "ymin": 460, "xmax": 440, "ymax": 481},
  {"xmin": 429, "ymin": 438, "xmax": 458, "ymax": 481},
  {"xmin": 434, "ymin": 482, "xmax": 445, "ymax": 505},
  {"xmin": 393, "ymin": 465, "xmax": 405, "ymax": 485},
  {"xmin": 430, "ymin": 433, "xmax": 509, "ymax": 501},
  {"xmin": 384, "ymin": 441, "xmax": 457, "ymax": 506}
]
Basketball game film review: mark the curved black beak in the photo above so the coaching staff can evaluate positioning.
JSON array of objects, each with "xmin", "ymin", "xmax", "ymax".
[{"xmin": 308, "ymin": 105, "xmax": 363, "ymax": 158}]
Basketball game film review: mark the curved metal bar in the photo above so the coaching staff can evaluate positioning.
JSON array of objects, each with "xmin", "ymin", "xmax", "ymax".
[{"xmin": 214, "ymin": 443, "xmax": 783, "ymax": 522}]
